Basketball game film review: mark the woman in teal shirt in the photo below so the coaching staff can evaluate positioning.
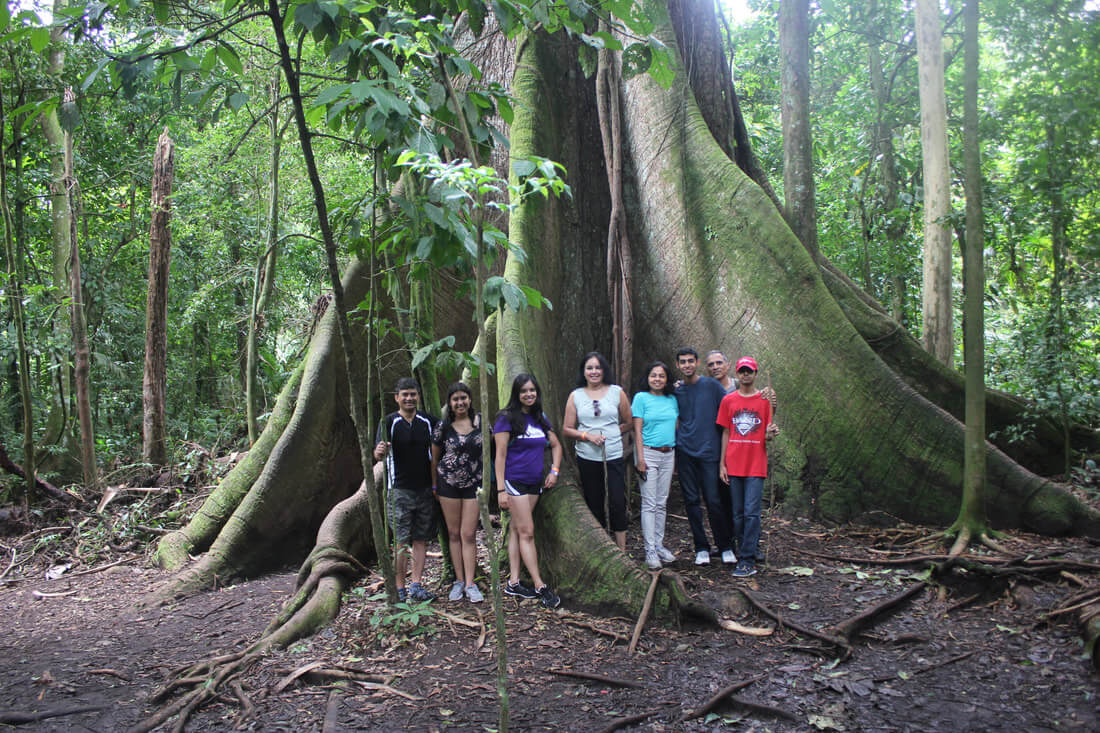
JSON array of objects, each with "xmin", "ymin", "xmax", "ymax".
[{"xmin": 631, "ymin": 361, "xmax": 680, "ymax": 569}]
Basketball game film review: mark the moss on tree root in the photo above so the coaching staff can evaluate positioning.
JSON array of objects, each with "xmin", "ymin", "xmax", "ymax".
[{"xmin": 154, "ymin": 365, "xmax": 304, "ymax": 570}]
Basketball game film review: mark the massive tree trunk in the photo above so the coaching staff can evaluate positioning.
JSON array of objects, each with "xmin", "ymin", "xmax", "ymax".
[{"xmin": 155, "ymin": 0, "xmax": 1098, "ymax": 628}]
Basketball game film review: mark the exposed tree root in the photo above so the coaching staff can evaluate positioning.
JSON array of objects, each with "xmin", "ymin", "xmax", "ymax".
[
  {"xmin": 597, "ymin": 710, "xmax": 660, "ymax": 733},
  {"xmin": 135, "ymin": 488, "xmax": 372, "ymax": 731},
  {"xmin": 830, "ymin": 581, "xmax": 928, "ymax": 645},
  {"xmin": 0, "ymin": 705, "xmax": 104, "ymax": 724},
  {"xmin": 547, "ymin": 668, "xmax": 646, "ymax": 688},
  {"xmin": 740, "ymin": 589, "xmax": 847, "ymax": 652},
  {"xmin": 681, "ymin": 673, "xmax": 767, "ymax": 721}
]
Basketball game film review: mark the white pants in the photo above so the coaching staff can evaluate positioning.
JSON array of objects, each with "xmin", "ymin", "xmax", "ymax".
[{"xmin": 639, "ymin": 446, "xmax": 675, "ymax": 554}]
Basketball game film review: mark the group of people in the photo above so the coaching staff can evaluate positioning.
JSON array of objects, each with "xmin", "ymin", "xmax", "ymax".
[
  {"xmin": 371, "ymin": 346, "xmax": 778, "ymax": 610},
  {"xmin": 564, "ymin": 348, "xmax": 777, "ymax": 578},
  {"xmin": 373, "ymin": 374, "xmax": 563, "ymax": 608}
]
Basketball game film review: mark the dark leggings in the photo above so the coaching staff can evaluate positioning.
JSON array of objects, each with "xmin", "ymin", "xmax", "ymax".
[{"xmin": 577, "ymin": 456, "xmax": 628, "ymax": 532}]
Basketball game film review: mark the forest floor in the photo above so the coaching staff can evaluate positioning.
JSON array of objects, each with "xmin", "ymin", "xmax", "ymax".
[{"xmin": 2, "ymin": 487, "xmax": 1098, "ymax": 732}]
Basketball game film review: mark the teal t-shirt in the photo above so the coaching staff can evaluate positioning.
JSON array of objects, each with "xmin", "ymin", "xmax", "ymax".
[{"xmin": 631, "ymin": 392, "xmax": 678, "ymax": 448}]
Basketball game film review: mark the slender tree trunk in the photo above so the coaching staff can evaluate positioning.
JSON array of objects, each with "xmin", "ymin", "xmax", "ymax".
[
  {"xmin": 779, "ymin": 0, "xmax": 818, "ymax": 259},
  {"xmin": 143, "ymin": 129, "xmax": 175, "ymax": 467},
  {"xmin": 867, "ymin": 0, "xmax": 908, "ymax": 325},
  {"xmin": 247, "ymin": 75, "xmax": 282, "ymax": 445},
  {"xmin": 39, "ymin": 0, "xmax": 73, "ymax": 449},
  {"xmin": 954, "ymin": 0, "xmax": 986, "ymax": 538},
  {"xmin": 62, "ymin": 88, "xmax": 97, "ymax": 489},
  {"xmin": 915, "ymin": 0, "xmax": 954, "ymax": 366},
  {"xmin": 0, "ymin": 88, "xmax": 35, "ymax": 508},
  {"xmin": 1045, "ymin": 122, "xmax": 1071, "ymax": 476}
]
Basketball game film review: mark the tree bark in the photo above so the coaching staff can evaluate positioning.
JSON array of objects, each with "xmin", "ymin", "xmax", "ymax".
[
  {"xmin": 0, "ymin": 90, "xmax": 35, "ymax": 507},
  {"xmin": 953, "ymin": 0, "xmax": 987, "ymax": 539},
  {"xmin": 38, "ymin": 0, "xmax": 74, "ymax": 460},
  {"xmin": 779, "ymin": 0, "xmax": 818, "ymax": 259},
  {"xmin": 915, "ymin": 0, "xmax": 954, "ymax": 366},
  {"xmin": 62, "ymin": 87, "xmax": 97, "ymax": 490},
  {"xmin": 142, "ymin": 128, "xmax": 174, "ymax": 467}
]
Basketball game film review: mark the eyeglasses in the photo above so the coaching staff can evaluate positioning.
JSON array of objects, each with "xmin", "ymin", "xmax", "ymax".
[{"xmin": 592, "ymin": 399, "xmax": 601, "ymax": 417}]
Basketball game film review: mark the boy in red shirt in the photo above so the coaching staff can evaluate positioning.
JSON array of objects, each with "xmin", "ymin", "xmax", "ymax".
[{"xmin": 716, "ymin": 357, "xmax": 779, "ymax": 577}]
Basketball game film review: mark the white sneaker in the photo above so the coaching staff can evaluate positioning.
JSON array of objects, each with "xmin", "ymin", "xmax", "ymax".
[
  {"xmin": 694, "ymin": 550, "xmax": 711, "ymax": 566},
  {"xmin": 645, "ymin": 551, "xmax": 661, "ymax": 570},
  {"xmin": 448, "ymin": 580, "xmax": 465, "ymax": 601},
  {"xmin": 656, "ymin": 547, "xmax": 677, "ymax": 564},
  {"xmin": 465, "ymin": 584, "xmax": 485, "ymax": 603},
  {"xmin": 721, "ymin": 550, "xmax": 737, "ymax": 565}
]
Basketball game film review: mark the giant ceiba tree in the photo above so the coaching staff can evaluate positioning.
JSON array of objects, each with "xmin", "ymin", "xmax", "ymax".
[{"xmin": 150, "ymin": 0, "xmax": 1098, "ymax": 644}]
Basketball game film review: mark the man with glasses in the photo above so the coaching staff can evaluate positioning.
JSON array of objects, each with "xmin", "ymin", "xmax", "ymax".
[{"xmin": 674, "ymin": 347, "xmax": 735, "ymax": 566}]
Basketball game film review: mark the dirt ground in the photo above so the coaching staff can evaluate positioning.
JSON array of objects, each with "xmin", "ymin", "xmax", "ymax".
[{"xmin": 2, "ymin": 491, "xmax": 1098, "ymax": 732}]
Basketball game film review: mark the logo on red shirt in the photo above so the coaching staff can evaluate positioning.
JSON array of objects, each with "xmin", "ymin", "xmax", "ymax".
[{"xmin": 732, "ymin": 409, "xmax": 762, "ymax": 436}]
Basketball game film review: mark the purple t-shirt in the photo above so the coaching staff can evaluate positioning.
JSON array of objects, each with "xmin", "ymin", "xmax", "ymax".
[{"xmin": 493, "ymin": 413, "xmax": 549, "ymax": 484}]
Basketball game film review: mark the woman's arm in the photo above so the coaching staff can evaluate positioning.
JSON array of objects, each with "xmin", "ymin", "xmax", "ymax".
[
  {"xmin": 617, "ymin": 388, "xmax": 633, "ymax": 435},
  {"xmin": 494, "ymin": 431, "xmax": 510, "ymax": 509},
  {"xmin": 430, "ymin": 443, "xmax": 442, "ymax": 491},
  {"xmin": 562, "ymin": 392, "xmax": 597, "ymax": 444},
  {"xmin": 544, "ymin": 430, "xmax": 563, "ymax": 488},
  {"xmin": 633, "ymin": 416, "xmax": 647, "ymax": 474}
]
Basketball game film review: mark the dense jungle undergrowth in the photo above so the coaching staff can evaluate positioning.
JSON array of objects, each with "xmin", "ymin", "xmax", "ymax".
[{"xmin": 1, "ymin": 452, "xmax": 1098, "ymax": 731}]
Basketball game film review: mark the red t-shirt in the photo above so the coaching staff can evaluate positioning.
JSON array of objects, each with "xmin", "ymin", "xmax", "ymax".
[{"xmin": 716, "ymin": 391, "xmax": 771, "ymax": 478}]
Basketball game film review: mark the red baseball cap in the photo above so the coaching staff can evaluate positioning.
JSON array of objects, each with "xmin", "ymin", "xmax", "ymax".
[{"xmin": 735, "ymin": 356, "xmax": 759, "ymax": 372}]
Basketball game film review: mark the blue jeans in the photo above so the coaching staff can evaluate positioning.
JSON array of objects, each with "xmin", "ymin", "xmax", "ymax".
[
  {"xmin": 728, "ymin": 476, "xmax": 763, "ymax": 562},
  {"xmin": 676, "ymin": 450, "xmax": 732, "ymax": 553}
]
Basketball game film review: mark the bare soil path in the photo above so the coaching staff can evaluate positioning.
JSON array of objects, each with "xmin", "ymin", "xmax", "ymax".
[{"xmin": 2, "ymin": 501, "xmax": 1098, "ymax": 731}]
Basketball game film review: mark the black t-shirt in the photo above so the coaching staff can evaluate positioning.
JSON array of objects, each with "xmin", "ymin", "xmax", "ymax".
[{"xmin": 377, "ymin": 411, "xmax": 437, "ymax": 491}]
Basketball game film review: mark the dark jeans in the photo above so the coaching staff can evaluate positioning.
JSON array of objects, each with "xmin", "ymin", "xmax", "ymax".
[
  {"xmin": 577, "ymin": 456, "xmax": 628, "ymax": 533},
  {"xmin": 676, "ymin": 450, "xmax": 732, "ymax": 553},
  {"xmin": 728, "ymin": 476, "xmax": 764, "ymax": 561}
]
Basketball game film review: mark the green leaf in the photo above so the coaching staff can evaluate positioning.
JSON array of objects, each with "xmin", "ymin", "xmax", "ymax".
[
  {"xmin": 369, "ymin": 46, "xmax": 401, "ymax": 79},
  {"xmin": 30, "ymin": 27, "xmax": 50, "ymax": 53},
  {"xmin": 497, "ymin": 97, "xmax": 513, "ymax": 125},
  {"xmin": 501, "ymin": 282, "xmax": 525, "ymax": 312},
  {"xmin": 315, "ymin": 84, "xmax": 349, "ymax": 106},
  {"xmin": 294, "ymin": 2, "xmax": 323, "ymax": 31},
  {"xmin": 216, "ymin": 44, "xmax": 243, "ymax": 75},
  {"xmin": 153, "ymin": 1, "xmax": 170, "ymax": 23},
  {"xmin": 170, "ymin": 50, "xmax": 200, "ymax": 72},
  {"xmin": 776, "ymin": 566, "xmax": 815, "ymax": 576},
  {"xmin": 201, "ymin": 47, "xmax": 218, "ymax": 73},
  {"xmin": 0, "ymin": 2, "xmax": 11, "ymax": 33},
  {"xmin": 227, "ymin": 91, "xmax": 249, "ymax": 111},
  {"xmin": 512, "ymin": 159, "xmax": 535, "ymax": 177}
]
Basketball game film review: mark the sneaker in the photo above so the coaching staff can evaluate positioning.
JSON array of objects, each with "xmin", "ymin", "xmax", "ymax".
[
  {"xmin": 397, "ymin": 586, "xmax": 408, "ymax": 602},
  {"xmin": 535, "ymin": 585, "xmax": 561, "ymax": 609},
  {"xmin": 408, "ymin": 582, "xmax": 436, "ymax": 601},
  {"xmin": 645, "ymin": 551, "xmax": 661, "ymax": 570},
  {"xmin": 732, "ymin": 561, "xmax": 757, "ymax": 578},
  {"xmin": 465, "ymin": 585, "xmax": 484, "ymax": 603},
  {"xmin": 656, "ymin": 547, "xmax": 677, "ymax": 564},
  {"xmin": 721, "ymin": 549, "xmax": 737, "ymax": 565},
  {"xmin": 504, "ymin": 580, "xmax": 538, "ymax": 599},
  {"xmin": 694, "ymin": 550, "xmax": 711, "ymax": 566}
]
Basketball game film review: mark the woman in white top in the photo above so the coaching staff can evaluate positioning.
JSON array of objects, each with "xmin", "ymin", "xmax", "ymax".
[{"xmin": 562, "ymin": 351, "xmax": 633, "ymax": 551}]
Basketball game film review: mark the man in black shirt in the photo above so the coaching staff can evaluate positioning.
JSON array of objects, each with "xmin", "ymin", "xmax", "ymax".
[{"xmin": 374, "ymin": 378, "xmax": 438, "ymax": 602}]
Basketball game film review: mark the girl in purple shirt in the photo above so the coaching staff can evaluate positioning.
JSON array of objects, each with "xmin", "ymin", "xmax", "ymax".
[{"xmin": 493, "ymin": 373, "xmax": 563, "ymax": 608}]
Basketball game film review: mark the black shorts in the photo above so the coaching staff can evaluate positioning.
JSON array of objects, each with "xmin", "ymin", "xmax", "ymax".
[
  {"xmin": 389, "ymin": 487, "xmax": 438, "ymax": 543},
  {"xmin": 436, "ymin": 481, "xmax": 478, "ymax": 500},
  {"xmin": 503, "ymin": 479, "xmax": 543, "ymax": 497}
]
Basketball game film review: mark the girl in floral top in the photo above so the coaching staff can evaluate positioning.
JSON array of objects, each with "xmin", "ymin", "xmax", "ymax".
[{"xmin": 431, "ymin": 382, "xmax": 484, "ymax": 603}]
